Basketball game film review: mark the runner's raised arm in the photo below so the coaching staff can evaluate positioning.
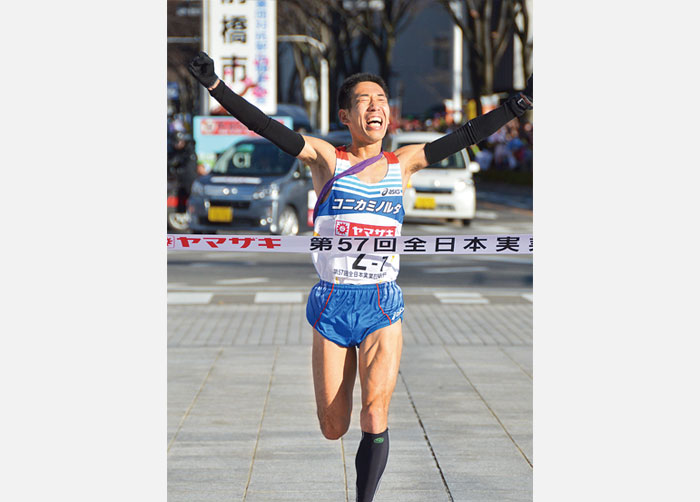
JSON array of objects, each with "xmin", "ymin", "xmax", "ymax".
[
  {"xmin": 396, "ymin": 75, "xmax": 533, "ymax": 175},
  {"xmin": 188, "ymin": 52, "xmax": 337, "ymax": 188}
]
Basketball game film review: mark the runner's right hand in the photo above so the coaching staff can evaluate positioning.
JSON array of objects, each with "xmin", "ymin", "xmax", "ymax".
[{"xmin": 188, "ymin": 52, "xmax": 219, "ymax": 88}]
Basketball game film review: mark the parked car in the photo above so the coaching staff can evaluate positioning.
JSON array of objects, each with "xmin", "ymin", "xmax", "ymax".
[
  {"xmin": 385, "ymin": 131, "xmax": 480, "ymax": 225},
  {"xmin": 187, "ymin": 138, "xmax": 313, "ymax": 235}
]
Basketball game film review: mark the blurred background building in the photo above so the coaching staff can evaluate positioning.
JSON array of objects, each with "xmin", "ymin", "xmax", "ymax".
[{"xmin": 167, "ymin": 0, "xmax": 532, "ymax": 131}]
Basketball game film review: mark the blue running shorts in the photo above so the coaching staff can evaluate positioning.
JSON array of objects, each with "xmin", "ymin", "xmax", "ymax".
[{"xmin": 306, "ymin": 281, "xmax": 405, "ymax": 348}]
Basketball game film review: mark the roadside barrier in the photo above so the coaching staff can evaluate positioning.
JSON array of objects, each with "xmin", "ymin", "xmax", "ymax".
[{"xmin": 167, "ymin": 233, "xmax": 532, "ymax": 255}]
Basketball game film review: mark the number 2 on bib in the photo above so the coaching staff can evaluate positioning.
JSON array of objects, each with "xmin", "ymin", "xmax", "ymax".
[
  {"xmin": 352, "ymin": 254, "xmax": 389, "ymax": 271},
  {"xmin": 352, "ymin": 254, "xmax": 367, "ymax": 271}
]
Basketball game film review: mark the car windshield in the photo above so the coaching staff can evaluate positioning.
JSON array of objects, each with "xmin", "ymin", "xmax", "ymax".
[
  {"xmin": 397, "ymin": 143, "xmax": 466, "ymax": 169},
  {"xmin": 213, "ymin": 141, "xmax": 296, "ymax": 176}
]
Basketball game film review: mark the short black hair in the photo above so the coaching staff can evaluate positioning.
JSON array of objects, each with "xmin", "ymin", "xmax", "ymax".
[{"xmin": 337, "ymin": 73, "xmax": 389, "ymax": 110}]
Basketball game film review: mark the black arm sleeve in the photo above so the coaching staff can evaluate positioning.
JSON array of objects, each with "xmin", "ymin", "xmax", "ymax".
[
  {"xmin": 423, "ymin": 93, "xmax": 531, "ymax": 165},
  {"xmin": 210, "ymin": 83, "xmax": 305, "ymax": 157}
]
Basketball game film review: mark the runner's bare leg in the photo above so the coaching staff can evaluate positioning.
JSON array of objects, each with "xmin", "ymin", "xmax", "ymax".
[
  {"xmin": 358, "ymin": 321, "xmax": 403, "ymax": 433},
  {"xmin": 354, "ymin": 321, "xmax": 403, "ymax": 501},
  {"xmin": 312, "ymin": 328, "xmax": 357, "ymax": 440}
]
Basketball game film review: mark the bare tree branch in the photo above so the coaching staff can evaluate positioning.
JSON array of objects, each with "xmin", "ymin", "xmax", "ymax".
[{"xmin": 436, "ymin": 0, "xmax": 529, "ymax": 100}]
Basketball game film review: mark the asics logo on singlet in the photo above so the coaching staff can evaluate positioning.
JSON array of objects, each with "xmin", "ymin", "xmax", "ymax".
[{"xmin": 381, "ymin": 188, "xmax": 402, "ymax": 196}]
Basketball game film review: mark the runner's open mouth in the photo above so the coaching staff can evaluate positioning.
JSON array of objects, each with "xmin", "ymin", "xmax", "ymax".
[{"xmin": 366, "ymin": 117, "xmax": 383, "ymax": 129}]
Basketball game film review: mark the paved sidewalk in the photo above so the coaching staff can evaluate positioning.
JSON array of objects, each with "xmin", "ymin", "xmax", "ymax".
[{"xmin": 168, "ymin": 297, "xmax": 532, "ymax": 501}]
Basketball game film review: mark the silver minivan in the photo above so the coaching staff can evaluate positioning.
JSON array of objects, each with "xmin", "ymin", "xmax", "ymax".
[
  {"xmin": 187, "ymin": 138, "xmax": 313, "ymax": 235},
  {"xmin": 386, "ymin": 132, "xmax": 481, "ymax": 225}
]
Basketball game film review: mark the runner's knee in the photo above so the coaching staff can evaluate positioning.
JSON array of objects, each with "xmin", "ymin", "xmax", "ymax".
[
  {"xmin": 318, "ymin": 412, "xmax": 350, "ymax": 440},
  {"xmin": 360, "ymin": 402, "xmax": 388, "ymax": 432},
  {"xmin": 318, "ymin": 410, "xmax": 350, "ymax": 439}
]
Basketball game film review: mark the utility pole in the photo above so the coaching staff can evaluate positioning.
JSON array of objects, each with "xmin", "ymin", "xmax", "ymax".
[
  {"xmin": 277, "ymin": 35, "xmax": 329, "ymax": 135},
  {"xmin": 513, "ymin": 0, "xmax": 533, "ymax": 90},
  {"xmin": 450, "ymin": 1, "xmax": 464, "ymax": 123}
]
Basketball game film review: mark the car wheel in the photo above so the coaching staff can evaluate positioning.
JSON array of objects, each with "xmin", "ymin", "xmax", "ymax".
[
  {"xmin": 461, "ymin": 219, "xmax": 472, "ymax": 227},
  {"xmin": 277, "ymin": 206, "xmax": 299, "ymax": 236},
  {"xmin": 168, "ymin": 212, "xmax": 191, "ymax": 232}
]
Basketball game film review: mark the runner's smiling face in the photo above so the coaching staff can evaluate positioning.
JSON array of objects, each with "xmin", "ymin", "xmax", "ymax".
[{"xmin": 339, "ymin": 81, "xmax": 390, "ymax": 144}]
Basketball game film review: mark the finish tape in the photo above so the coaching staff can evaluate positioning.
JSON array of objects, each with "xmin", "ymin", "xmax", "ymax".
[{"xmin": 167, "ymin": 233, "xmax": 532, "ymax": 255}]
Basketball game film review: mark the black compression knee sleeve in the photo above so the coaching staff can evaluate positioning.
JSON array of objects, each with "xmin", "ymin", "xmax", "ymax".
[
  {"xmin": 209, "ymin": 83, "xmax": 305, "ymax": 157},
  {"xmin": 423, "ymin": 93, "xmax": 531, "ymax": 165},
  {"xmin": 355, "ymin": 429, "xmax": 389, "ymax": 502}
]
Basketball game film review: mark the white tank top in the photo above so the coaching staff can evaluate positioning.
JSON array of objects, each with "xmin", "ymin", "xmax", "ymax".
[{"xmin": 312, "ymin": 147, "xmax": 405, "ymax": 284}]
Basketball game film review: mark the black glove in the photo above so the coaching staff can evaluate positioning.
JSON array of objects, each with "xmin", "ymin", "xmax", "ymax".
[
  {"xmin": 188, "ymin": 51, "xmax": 219, "ymax": 88},
  {"xmin": 504, "ymin": 73, "xmax": 533, "ymax": 116}
]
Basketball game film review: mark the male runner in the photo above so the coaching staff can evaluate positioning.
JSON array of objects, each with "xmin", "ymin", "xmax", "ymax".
[{"xmin": 188, "ymin": 52, "xmax": 532, "ymax": 502}]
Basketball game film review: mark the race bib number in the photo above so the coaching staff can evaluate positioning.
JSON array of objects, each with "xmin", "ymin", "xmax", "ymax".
[{"xmin": 331, "ymin": 252, "xmax": 394, "ymax": 282}]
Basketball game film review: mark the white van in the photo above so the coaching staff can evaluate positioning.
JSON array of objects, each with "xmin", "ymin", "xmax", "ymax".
[{"xmin": 386, "ymin": 131, "xmax": 480, "ymax": 225}]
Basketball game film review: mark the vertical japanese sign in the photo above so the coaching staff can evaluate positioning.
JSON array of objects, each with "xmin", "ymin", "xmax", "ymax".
[{"xmin": 203, "ymin": 0, "xmax": 277, "ymax": 115}]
